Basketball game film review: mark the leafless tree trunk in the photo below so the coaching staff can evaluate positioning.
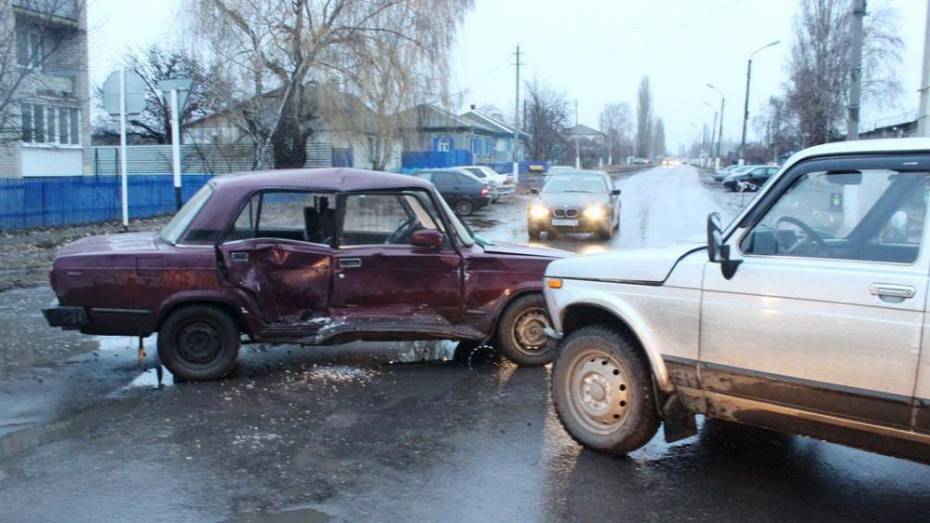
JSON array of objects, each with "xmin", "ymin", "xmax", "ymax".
[
  {"xmin": 524, "ymin": 78, "xmax": 570, "ymax": 162},
  {"xmin": 601, "ymin": 102, "xmax": 632, "ymax": 163},
  {"xmin": 635, "ymin": 76, "xmax": 653, "ymax": 159}
]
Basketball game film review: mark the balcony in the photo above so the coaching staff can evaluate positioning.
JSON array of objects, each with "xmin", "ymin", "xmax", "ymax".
[{"xmin": 13, "ymin": 0, "xmax": 80, "ymax": 25}]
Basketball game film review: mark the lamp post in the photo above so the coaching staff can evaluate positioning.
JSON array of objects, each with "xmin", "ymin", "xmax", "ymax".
[
  {"xmin": 704, "ymin": 101, "xmax": 717, "ymax": 168},
  {"xmin": 707, "ymin": 83, "xmax": 725, "ymax": 167},
  {"xmin": 739, "ymin": 40, "xmax": 780, "ymax": 164}
]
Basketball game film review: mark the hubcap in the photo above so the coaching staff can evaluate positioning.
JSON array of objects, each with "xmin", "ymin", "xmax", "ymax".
[
  {"xmin": 176, "ymin": 321, "xmax": 221, "ymax": 364},
  {"xmin": 567, "ymin": 351, "xmax": 631, "ymax": 434},
  {"xmin": 512, "ymin": 308, "xmax": 550, "ymax": 352}
]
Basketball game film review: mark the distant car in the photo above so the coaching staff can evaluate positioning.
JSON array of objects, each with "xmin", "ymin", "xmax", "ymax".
[
  {"xmin": 630, "ymin": 158, "xmax": 651, "ymax": 165},
  {"xmin": 527, "ymin": 170, "xmax": 621, "ymax": 241},
  {"xmin": 411, "ymin": 169, "xmax": 491, "ymax": 215},
  {"xmin": 722, "ymin": 165, "xmax": 779, "ymax": 192},
  {"xmin": 42, "ymin": 169, "xmax": 569, "ymax": 380},
  {"xmin": 712, "ymin": 165, "xmax": 743, "ymax": 182},
  {"xmin": 455, "ymin": 165, "xmax": 515, "ymax": 202}
]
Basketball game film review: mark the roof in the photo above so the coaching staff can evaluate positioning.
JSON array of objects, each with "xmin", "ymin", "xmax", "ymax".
[
  {"xmin": 565, "ymin": 124, "xmax": 605, "ymax": 138},
  {"xmin": 398, "ymin": 104, "xmax": 475, "ymax": 131},
  {"xmin": 210, "ymin": 168, "xmax": 432, "ymax": 192},
  {"xmin": 460, "ymin": 111, "xmax": 529, "ymax": 138},
  {"xmin": 783, "ymin": 137, "xmax": 930, "ymax": 170}
]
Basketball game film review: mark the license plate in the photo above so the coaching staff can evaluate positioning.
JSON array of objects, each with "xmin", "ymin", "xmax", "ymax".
[{"xmin": 552, "ymin": 219, "xmax": 578, "ymax": 226}]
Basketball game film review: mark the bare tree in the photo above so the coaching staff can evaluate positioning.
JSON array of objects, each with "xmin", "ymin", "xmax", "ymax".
[
  {"xmin": 601, "ymin": 102, "xmax": 632, "ymax": 163},
  {"xmin": 192, "ymin": 0, "xmax": 470, "ymax": 169},
  {"xmin": 652, "ymin": 117, "xmax": 666, "ymax": 157},
  {"xmin": 523, "ymin": 78, "xmax": 570, "ymax": 162},
  {"xmin": 0, "ymin": 0, "xmax": 86, "ymax": 146},
  {"xmin": 784, "ymin": 0, "xmax": 902, "ymax": 146},
  {"xmin": 635, "ymin": 76, "xmax": 653, "ymax": 158}
]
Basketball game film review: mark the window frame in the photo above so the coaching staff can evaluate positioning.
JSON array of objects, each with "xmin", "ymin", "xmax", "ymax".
[
  {"xmin": 20, "ymin": 102, "xmax": 82, "ymax": 147},
  {"xmin": 218, "ymin": 188, "xmax": 338, "ymax": 248},
  {"xmin": 335, "ymin": 188, "xmax": 461, "ymax": 251},
  {"xmin": 734, "ymin": 154, "xmax": 930, "ymax": 267}
]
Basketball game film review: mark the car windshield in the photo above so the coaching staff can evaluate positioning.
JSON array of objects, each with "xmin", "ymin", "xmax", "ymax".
[
  {"xmin": 159, "ymin": 184, "xmax": 213, "ymax": 244},
  {"xmin": 543, "ymin": 175, "xmax": 606, "ymax": 193}
]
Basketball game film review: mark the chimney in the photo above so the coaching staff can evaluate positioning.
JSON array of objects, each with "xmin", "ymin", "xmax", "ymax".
[{"xmin": 470, "ymin": 104, "xmax": 476, "ymax": 110}]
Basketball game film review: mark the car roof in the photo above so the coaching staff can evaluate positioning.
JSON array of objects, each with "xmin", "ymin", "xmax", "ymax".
[
  {"xmin": 783, "ymin": 138, "xmax": 930, "ymax": 171},
  {"xmin": 210, "ymin": 167, "xmax": 433, "ymax": 192}
]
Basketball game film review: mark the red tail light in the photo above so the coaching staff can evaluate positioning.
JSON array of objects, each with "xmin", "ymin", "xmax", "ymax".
[{"xmin": 481, "ymin": 185, "xmax": 490, "ymax": 196}]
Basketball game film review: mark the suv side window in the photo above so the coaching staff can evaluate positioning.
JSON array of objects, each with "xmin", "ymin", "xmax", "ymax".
[
  {"xmin": 341, "ymin": 193, "xmax": 412, "ymax": 246},
  {"xmin": 741, "ymin": 169, "xmax": 930, "ymax": 263}
]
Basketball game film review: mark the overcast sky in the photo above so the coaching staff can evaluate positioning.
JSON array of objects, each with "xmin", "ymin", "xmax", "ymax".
[{"xmin": 88, "ymin": 0, "xmax": 928, "ymax": 151}]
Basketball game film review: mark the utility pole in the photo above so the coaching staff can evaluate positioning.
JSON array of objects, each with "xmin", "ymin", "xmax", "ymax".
[
  {"xmin": 848, "ymin": 0, "xmax": 866, "ymax": 140},
  {"xmin": 739, "ymin": 41, "xmax": 779, "ymax": 164},
  {"xmin": 574, "ymin": 99, "xmax": 581, "ymax": 169},
  {"xmin": 512, "ymin": 45, "xmax": 521, "ymax": 183},
  {"xmin": 708, "ymin": 83, "xmax": 725, "ymax": 168},
  {"xmin": 917, "ymin": 0, "xmax": 930, "ymax": 135}
]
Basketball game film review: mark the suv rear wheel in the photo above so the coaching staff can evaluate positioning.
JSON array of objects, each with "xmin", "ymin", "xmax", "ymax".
[
  {"xmin": 552, "ymin": 325, "xmax": 659, "ymax": 454},
  {"xmin": 157, "ymin": 305, "xmax": 241, "ymax": 381},
  {"xmin": 496, "ymin": 293, "xmax": 557, "ymax": 366}
]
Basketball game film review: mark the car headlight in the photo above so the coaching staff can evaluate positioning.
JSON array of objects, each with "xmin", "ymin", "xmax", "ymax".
[
  {"xmin": 529, "ymin": 204, "xmax": 549, "ymax": 219},
  {"xmin": 583, "ymin": 205, "xmax": 607, "ymax": 220}
]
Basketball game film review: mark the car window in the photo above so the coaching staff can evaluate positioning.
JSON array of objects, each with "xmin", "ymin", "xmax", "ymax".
[
  {"xmin": 161, "ymin": 183, "xmax": 213, "ymax": 244},
  {"xmin": 432, "ymin": 172, "xmax": 456, "ymax": 187},
  {"xmin": 465, "ymin": 167, "xmax": 487, "ymax": 178},
  {"xmin": 741, "ymin": 170, "xmax": 930, "ymax": 263},
  {"xmin": 228, "ymin": 191, "xmax": 335, "ymax": 244},
  {"xmin": 341, "ymin": 193, "xmax": 413, "ymax": 246},
  {"xmin": 543, "ymin": 175, "xmax": 607, "ymax": 193}
]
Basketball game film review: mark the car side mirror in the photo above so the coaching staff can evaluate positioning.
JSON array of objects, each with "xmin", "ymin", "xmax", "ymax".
[
  {"xmin": 411, "ymin": 229, "xmax": 444, "ymax": 249},
  {"xmin": 706, "ymin": 212, "xmax": 740, "ymax": 279},
  {"xmin": 530, "ymin": 188, "xmax": 539, "ymax": 195},
  {"xmin": 611, "ymin": 189, "xmax": 621, "ymax": 196}
]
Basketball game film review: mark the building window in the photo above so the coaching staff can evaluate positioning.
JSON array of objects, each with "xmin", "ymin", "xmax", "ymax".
[
  {"xmin": 21, "ymin": 103, "xmax": 81, "ymax": 146},
  {"xmin": 16, "ymin": 30, "xmax": 43, "ymax": 69},
  {"xmin": 435, "ymin": 136, "xmax": 452, "ymax": 152}
]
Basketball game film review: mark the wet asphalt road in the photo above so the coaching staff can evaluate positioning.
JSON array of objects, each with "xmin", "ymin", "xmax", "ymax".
[{"xmin": 1, "ymin": 165, "xmax": 929, "ymax": 522}]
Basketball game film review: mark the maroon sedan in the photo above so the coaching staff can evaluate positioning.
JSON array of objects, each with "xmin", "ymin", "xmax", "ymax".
[{"xmin": 43, "ymin": 169, "xmax": 567, "ymax": 380}]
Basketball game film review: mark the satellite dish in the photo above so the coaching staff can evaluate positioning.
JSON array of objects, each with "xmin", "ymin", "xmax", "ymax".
[{"xmin": 102, "ymin": 70, "xmax": 147, "ymax": 116}]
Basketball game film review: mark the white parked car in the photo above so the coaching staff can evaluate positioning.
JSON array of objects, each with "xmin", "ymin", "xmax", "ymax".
[
  {"xmin": 543, "ymin": 138, "xmax": 930, "ymax": 464},
  {"xmin": 454, "ymin": 165, "xmax": 515, "ymax": 202}
]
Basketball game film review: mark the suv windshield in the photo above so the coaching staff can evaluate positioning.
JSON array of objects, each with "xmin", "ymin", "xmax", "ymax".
[{"xmin": 159, "ymin": 184, "xmax": 213, "ymax": 244}]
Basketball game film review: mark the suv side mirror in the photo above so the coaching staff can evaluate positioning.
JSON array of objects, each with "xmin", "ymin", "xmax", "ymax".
[
  {"xmin": 611, "ymin": 188, "xmax": 621, "ymax": 196},
  {"xmin": 706, "ymin": 212, "xmax": 740, "ymax": 279},
  {"xmin": 411, "ymin": 229, "xmax": 444, "ymax": 249},
  {"xmin": 530, "ymin": 188, "xmax": 540, "ymax": 195}
]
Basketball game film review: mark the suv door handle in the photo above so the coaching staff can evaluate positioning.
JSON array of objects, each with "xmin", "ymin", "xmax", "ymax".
[
  {"xmin": 338, "ymin": 257, "xmax": 362, "ymax": 269},
  {"xmin": 230, "ymin": 252, "xmax": 249, "ymax": 263},
  {"xmin": 870, "ymin": 283, "xmax": 915, "ymax": 301}
]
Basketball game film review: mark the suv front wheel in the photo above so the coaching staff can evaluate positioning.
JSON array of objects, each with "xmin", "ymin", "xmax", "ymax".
[{"xmin": 552, "ymin": 325, "xmax": 659, "ymax": 454}]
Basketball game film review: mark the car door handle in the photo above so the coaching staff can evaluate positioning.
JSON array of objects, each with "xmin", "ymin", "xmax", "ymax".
[
  {"xmin": 230, "ymin": 252, "xmax": 249, "ymax": 263},
  {"xmin": 338, "ymin": 258, "xmax": 362, "ymax": 269},
  {"xmin": 870, "ymin": 283, "xmax": 915, "ymax": 301}
]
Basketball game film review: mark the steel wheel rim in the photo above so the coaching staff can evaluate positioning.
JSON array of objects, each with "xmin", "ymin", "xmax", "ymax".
[
  {"xmin": 511, "ymin": 307, "xmax": 549, "ymax": 353},
  {"xmin": 176, "ymin": 321, "xmax": 222, "ymax": 365},
  {"xmin": 456, "ymin": 201, "xmax": 472, "ymax": 215},
  {"xmin": 565, "ymin": 349, "xmax": 631, "ymax": 435}
]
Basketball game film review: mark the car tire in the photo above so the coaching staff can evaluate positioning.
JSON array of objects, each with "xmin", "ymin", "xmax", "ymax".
[
  {"xmin": 157, "ymin": 305, "xmax": 241, "ymax": 381},
  {"xmin": 455, "ymin": 199, "xmax": 474, "ymax": 216},
  {"xmin": 552, "ymin": 325, "xmax": 660, "ymax": 455},
  {"xmin": 495, "ymin": 293, "xmax": 558, "ymax": 366}
]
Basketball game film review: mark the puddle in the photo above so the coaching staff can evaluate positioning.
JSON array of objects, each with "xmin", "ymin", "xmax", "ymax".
[
  {"xmin": 394, "ymin": 340, "xmax": 457, "ymax": 363},
  {"xmin": 228, "ymin": 507, "xmax": 330, "ymax": 523}
]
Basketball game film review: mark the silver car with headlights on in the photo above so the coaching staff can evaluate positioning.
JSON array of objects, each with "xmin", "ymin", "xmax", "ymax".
[
  {"xmin": 543, "ymin": 138, "xmax": 930, "ymax": 464},
  {"xmin": 527, "ymin": 170, "xmax": 621, "ymax": 241}
]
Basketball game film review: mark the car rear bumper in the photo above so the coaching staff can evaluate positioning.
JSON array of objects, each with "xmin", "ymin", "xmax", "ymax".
[
  {"xmin": 42, "ymin": 302, "xmax": 88, "ymax": 330},
  {"xmin": 492, "ymin": 185, "xmax": 516, "ymax": 198}
]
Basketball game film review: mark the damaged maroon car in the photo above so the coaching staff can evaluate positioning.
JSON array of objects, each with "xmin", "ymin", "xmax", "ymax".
[{"xmin": 43, "ymin": 169, "xmax": 567, "ymax": 380}]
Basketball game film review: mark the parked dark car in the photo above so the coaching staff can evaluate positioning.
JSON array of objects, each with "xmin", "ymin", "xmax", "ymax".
[
  {"xmin": 722, "ymin": 165, "xmax": 779, "ymax": 192},
  {"xmin": 411, "ymin": 169, "xmax": 491, "ymax": 215},
  {"xmin": 527, "ymin": 170, "xmax": 621, "ymax": 240},
  {"xmin": 43, "ymin": 169, "xmax": 568, "ymax": 380}
]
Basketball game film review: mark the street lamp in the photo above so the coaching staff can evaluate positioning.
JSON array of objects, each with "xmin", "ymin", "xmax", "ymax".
[
  {"xmin": 739, "ymin": 40, "xmax": 780, "ymax": 163},
  {"xmin": 707, "ymin": 83, "xmax": 725, "ymax": 164}
]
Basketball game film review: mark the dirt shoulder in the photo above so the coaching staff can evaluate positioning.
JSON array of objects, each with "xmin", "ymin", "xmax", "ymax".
[{"xmin": 0, "ymin": 216, "xmax": 171, "ymax": 292}]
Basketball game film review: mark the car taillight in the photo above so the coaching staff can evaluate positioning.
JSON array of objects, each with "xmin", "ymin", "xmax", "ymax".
[{"xmin": 481, "ymin": 185, "xmax": 490, "ymax": 196}]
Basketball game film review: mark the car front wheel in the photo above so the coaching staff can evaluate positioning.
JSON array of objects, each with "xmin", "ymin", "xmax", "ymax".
[
  {"xmin": 496, "ymin": 293, "xmax": 558, "ymax": 366},
  {"xmin": 552, "ymin": 325, "xmax": 660, "ymax": 455},
  {"xmin": 157, "ymin": 305, "xmax": 241, "ymax": 381}
]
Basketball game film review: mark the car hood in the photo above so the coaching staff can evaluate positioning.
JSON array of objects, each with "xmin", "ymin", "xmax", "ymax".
[
  {"xmin": 482, "ymin": 240, "xmax": 570, "ymax": 259},
  {"xmin": 545, "ymin": 243, "xmax": 703, "ymax": 283},
  {"xmin": 538, "ymin": 192, "xmax": 609, "ymax": 209},
  {"xmin": 56, "ymin": 232, "xmax": 160, "ymax": 258}
]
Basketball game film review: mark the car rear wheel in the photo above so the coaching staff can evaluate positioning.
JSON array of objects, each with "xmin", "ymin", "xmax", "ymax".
[
  {"xmin": 158, "ymin": 305, "xmax": 240, "ymax": 381},
  {"xmin": 496, "ymin": 293, "xmax": 557, "ymax": 366},
  {"xmin": 552, "ymin": 325, "xmax": 659, "ymax": 455},
  {"xmin": 454, "ymin": 199, "xmax": 474, "ymax": 216}
]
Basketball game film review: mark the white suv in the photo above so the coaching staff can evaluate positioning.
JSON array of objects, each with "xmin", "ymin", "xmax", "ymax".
[{"xmin": 543, "ymin": 138, "xmax": 930, "ymax": 464}]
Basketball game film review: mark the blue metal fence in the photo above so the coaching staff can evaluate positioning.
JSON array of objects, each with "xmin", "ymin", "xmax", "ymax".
[
  {"xmin": 401, "ymin": 149, "xmax": 473, "ymax": 169},
  {"xmin": 0, "ymin": 174, "xmax": 214, "ymax": 230}
]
